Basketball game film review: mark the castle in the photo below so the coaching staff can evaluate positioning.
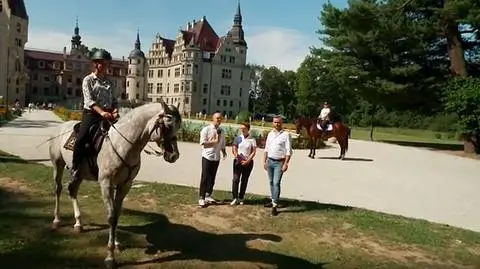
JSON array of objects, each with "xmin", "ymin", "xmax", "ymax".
[
  {"xmin": 125, "ymin": 2, "xmax": 251, "ymax": 116},
  {"xmin": 0, "ymin": 0, "xmax": 29, "ymax": 105}
]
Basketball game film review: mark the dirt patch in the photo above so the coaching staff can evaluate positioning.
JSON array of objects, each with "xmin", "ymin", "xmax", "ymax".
[
  {"xmin": 0, "ymin": 177, "xmax": 31, "ymax": 194},
  {"xmin": 125, "ymin": 192, "xmax": 158, "ymax": 209},
  {"xmin": 312, "ymin": 230, "xmax": 473, "ymax": 268}
]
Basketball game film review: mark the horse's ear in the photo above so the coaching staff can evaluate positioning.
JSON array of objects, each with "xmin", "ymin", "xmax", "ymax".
[{"xmin": 159, "ymin": 97, "xmax": 170, "ymax": 113}]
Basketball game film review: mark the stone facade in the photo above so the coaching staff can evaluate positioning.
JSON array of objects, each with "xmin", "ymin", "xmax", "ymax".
[
  {"xmin": 0, "ymin": 0, "xmax": 29, "ymax": 105},
  {"xmin": 126, "ymin": 3, "xmax": 251, "ymax": 116},
  {"xmin": 24, "ymin": 21, "xmax": 127, "ymax": 107}
]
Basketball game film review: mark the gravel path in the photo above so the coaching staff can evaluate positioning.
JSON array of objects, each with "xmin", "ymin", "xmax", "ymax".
[{"xmin": 1, "ymin": 110, "xmax": 479, "ymax": 232}]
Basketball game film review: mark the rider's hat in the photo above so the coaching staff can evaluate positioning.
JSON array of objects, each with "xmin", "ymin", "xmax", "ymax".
[{"xmin": 91, "ymin": 49, "xmax": 112, "ymax": 61}]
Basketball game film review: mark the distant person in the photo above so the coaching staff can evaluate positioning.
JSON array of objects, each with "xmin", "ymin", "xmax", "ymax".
[
  {"xmin": 230, "ymin": 122, "xmax": 257, "ymax": 205},
  {"xmin": 198, "ymin": 112, "xmax": 227, "ymax": 208},
  {"xmin": 317, "ymin": 102, "xmax": 331, "ymax": 129},
  {"xmin": 263, "ymin": 115, "xmax": 292, "ymax": 216},
  {"xmin": 68, "ymin": 49, "xmax": 119, "ymax": 198}
]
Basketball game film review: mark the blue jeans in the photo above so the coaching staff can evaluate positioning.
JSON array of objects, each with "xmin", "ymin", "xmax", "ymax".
[{"xmin": 267, "ymin": 158, "xmax": 284, "ymax": 204}]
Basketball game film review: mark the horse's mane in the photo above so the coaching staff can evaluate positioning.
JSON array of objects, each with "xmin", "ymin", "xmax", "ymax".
[{"xmin": 116, "ymin": 102, "xmax": 182, "ymax": 127}]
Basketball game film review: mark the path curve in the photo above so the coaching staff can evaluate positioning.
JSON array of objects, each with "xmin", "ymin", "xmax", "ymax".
[{"xmin": 1, "ymin": 110, "xmax": 479, "ymax": 233}]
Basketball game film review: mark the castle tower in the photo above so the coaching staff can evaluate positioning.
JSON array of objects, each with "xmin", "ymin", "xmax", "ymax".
[
  {"xmin": 230, "ymin": 1, "xmax": 246, "ymax": 47},
  {"xmin": 126, "ymin": 30, "xmax": 146, "ymax": 101},
  {"xmin": 71, "ymin": 17, "xmax": 82, "ymax": 50}
]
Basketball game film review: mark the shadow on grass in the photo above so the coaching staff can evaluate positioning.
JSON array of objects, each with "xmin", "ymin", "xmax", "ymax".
[
  {"xmin": 119, "ymin": 209, "xmax": 327, "ymax": 268},
  {"xmin": 0, "ymin": 187, "xmax": 106, "ymax": 268},
  {"xmin": 237, "ymin": 197, "xmax": 353, "ymax": 214},
  {"xmin": 379, "ymin": 140, "xmax": 463, "ymax": 151}
]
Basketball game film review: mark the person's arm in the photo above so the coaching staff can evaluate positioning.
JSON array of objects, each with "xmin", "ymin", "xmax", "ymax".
[
  {"xmin": 110, "ymin": 79, "xmax": 119, "ymax": 113},
  {"xmin": 284, "ymin": 132, "xmax": 292, "ymax": 164},
  {"xmin": 246, "ymin": 139, "xmax": 257, "ymax": 162},
  {"xmin": 232, "ymin": 136, "xmax": 241, "ymax": 158}
]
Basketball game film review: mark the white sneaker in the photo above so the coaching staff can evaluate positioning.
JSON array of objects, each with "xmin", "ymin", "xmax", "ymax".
[
  {"xmin": 239, "ymin": 199, "xmax": 244, "ymax": 205},
  {"xmin": 198, "ymin": 199, "xmax": 206, "ymax": 207},
  {"xmin": 230, "ymin": 199, "xmax": 238, "ymax": 205},
  {"xmin": 205, "ymin": 196, "xmax": 217, "ymax": 204}
]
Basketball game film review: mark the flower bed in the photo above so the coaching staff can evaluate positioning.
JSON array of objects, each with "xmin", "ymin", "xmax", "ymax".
[{"xmin": 53, "ymin": 107, "xmax": 321, "ymax": 150}]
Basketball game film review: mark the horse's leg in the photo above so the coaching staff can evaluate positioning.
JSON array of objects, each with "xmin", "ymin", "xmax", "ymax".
[
  {"xmin": 111, "ymin": 180, "xmax": 133, "ymax": 252},
  {"xmin": 69, "ymin": 168, "xmax": 84, "ymax": 232},
  {"xmin": 52, "ymin": 160, "xmax": 65, "ymax": 230},
  {"xmin": 100, "ymin": 178, "xmax": 118, "ymax": 268}
]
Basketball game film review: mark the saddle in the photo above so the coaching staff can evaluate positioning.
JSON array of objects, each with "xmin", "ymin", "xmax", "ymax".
[
  {"xmin": 64, "ymin": 120, "xmax": 110, "ymax": 153},
  {"xmin": 316, "ymin": 119, "xmax": 333, "ymax": 132},
  {"xmin": 63, "ymin": 120, "xmax": 111, "ymax": 178}
]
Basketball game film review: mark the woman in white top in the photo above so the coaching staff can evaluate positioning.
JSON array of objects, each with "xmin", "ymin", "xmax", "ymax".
[{"xmin": 230, "ymin": 122, "xmax": 257, "ymax": 205}]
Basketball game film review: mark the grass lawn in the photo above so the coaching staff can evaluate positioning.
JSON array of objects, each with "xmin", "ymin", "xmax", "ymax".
[{"xmin": 1, "ymin": 152, "xmax": 480, "ymax": 268}]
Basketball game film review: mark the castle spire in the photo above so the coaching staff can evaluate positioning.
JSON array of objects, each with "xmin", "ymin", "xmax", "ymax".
[
  {"xmin": 134, "ymin": 28, "xmax": 141, "ymax": 50},
  {"xmin": 230, "ymin": 1, "xmax": 246, "ymax": 46},
  {"xmin": 234, "ymin": 0, "xmax": 242, "ymax": 25},
  {"xmin": 71, "ymin": 16, "xmax": 82, "ymax": 49}
]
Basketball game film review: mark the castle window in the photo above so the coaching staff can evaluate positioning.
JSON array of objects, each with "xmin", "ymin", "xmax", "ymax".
[
  {"xmin": 223, "ymin": 100, "xmax": 227, "ymax": 106},
  {"xmin": 38, "ymin": 61, "xmax": 45, "ymax": 69},
  {"xmin": 156, "ymin": 83, "xmax": 162, "ymax": 93},
  {"xmin": 136, "ymin": 82, "xmax": 139, "ymax": 88},
  {"xmin": 203, "ymin": 98, "xmax": 207, "ymax": 105},
  {"xmin": 229, "ymin": 56, "xmax": 235, "ymax": 64},
  {"xmin": 174, "ymin": 68, "xmax": 180, "ymax": 77},
  {"xmin": 203, "ymin": 83, "xmax": 208, "ymax": 94},
  {"xmin": 67, "ymin": 88, "xmax": 72, "ymax": 95},
  {"xmin": 217, "ymin": 100, "xmax": 220, "ymax": 106},
  {"xmin": 127, "ymin": 81, "xmax": 130, "ymax": 87},
  {"xmin": 173, "ymin": 83, "xmax": 179, "ymax": 93},
  {"xmin": 157, "ymin": 69, "xmax": 163, "ymax": 77},
  {"xmin": 221, "ymin": 69, "xmax": 232, "ymax": 79},
  {"xmin": 230, "ymin": 100, "xmax": 233, "ymax": 107},
  {"xmin": 185, "ymin": 97, "xmax": 189, "ymax": 104},
  {"xmin": 221, "ymin": 55, "xmax": 227, "ymax": 63},
  {"xmin": 32, "ymin": 87, "xmax": 38, "ymax": 94},
  {"xmin": 0, "ymin": 2, "xmax": 2, "ymax": 12},
  {"xmin": 239, "ymin": 88, "xmax": 242, "ymax": 97},
  {"xmin": 148, "ymin": 83, "xmax": 153, "ymax": 93}
]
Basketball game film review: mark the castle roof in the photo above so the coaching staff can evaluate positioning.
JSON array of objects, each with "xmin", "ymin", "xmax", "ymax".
[{"xmin": 7, "ymin": 0, "xmax": 28, "ymax": 20}]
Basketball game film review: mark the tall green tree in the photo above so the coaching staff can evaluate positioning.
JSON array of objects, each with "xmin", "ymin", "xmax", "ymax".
[{"xmin": 401, "ymin": 0, "xmax": 480, "ymax": 77}]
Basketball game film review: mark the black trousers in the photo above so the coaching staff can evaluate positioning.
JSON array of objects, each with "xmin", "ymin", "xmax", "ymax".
[
  {"xmin": 71, "ymin": 109, "xmax": 101, "ymax": 170},
  {"xmin": 199, "ymin": 157, "xmax": 220, "ymax": 199},
  {"xmin": 232, "ymin": 159, "xmax": 254, "ymax": 200}
]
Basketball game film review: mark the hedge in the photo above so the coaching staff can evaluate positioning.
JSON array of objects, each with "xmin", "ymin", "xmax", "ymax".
[{"xmin": 53, "ymin": 107, "xmax": 322, "ymax": 150}]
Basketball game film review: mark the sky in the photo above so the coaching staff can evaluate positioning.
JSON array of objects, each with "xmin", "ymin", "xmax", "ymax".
[{"xmin": 23, "ymin": 0, "xmax": 348, "ymax": 71}]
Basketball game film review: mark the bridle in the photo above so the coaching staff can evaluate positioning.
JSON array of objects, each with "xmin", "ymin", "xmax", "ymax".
[{"xmin": 105, "ymin": 113, "xmax": 175, "ymax": 183}]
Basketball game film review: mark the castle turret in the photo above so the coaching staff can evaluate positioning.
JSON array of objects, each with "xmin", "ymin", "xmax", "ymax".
[
  {"xmin": 230, "ymin": 1, "xmax": 246, "ymax": 47},
  {"xmin": 71, "ymin": 17, "xmax": 82, "ymax": 50},
  {"xmin": 126, "ymin": 30, "xmax": 147, "ymax": 101}
]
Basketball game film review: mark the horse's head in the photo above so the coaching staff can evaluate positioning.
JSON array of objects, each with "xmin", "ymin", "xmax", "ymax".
[
  {"xmin": 292, "ymin": 118, "xmax": 303, "ymax": 135},
  {"xmin": 150, "ymin": 98, "xmax": 182, "ymax": 163}
]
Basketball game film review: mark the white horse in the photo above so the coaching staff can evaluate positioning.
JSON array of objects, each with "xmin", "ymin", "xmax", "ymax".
[{"xmin": 48, "ymin": 99, "xmax": 182, "ymax": 268}]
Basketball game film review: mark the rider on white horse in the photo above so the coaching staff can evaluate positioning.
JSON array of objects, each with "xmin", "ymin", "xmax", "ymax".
[{"xmin": 68, "ymin": 49, "xmax": 118, "ymax": 197}]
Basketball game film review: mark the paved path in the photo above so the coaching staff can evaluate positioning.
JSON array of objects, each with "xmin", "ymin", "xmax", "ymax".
[{"xmin": 1, "ymin": 110, "xmax": 480, "ymax": 233}]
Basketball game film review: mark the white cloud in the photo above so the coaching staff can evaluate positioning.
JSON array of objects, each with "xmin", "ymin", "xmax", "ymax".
[
  {"xmin": 25, "ymin": 27, "xmax": 135, "ymax": 60},
  {"xmin": 245, "ymin": 26, "xmax": 318, "ymax": 71}
]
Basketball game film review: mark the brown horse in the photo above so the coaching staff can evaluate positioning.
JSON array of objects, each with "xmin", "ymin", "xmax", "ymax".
[{"xmin": 293, "ymin": 117, "xmax": 351, "ymax": 159}]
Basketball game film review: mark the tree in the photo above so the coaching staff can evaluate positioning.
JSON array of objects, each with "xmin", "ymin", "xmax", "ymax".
[
  {"xmin": 443, "ymin": 76, "xmax": 480, "ymax": 153},
  {"xmin": 401, "ymin": 0, "xmax": 480, "ymax": 77}
]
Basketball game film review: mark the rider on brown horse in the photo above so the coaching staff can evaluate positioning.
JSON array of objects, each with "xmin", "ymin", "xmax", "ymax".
[{"xmin": 317, "ymin": 102, "xmax": 332, "ymax": 138}]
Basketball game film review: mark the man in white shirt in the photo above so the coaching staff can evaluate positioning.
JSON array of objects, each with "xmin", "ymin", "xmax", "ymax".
[
  {"xmin": 198, "ymin": 112, "xmax": 227, "ymax": 207},
  {"xmin": 263, "ymin": 115, "xmax": 292, "ymax": 216}
]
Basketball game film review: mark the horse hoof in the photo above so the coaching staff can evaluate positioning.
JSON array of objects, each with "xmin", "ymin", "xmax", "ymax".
[
  {"xmin": 51, "ymin": 221, "xmax": 61, "ymax": 230},
  {"xmin": 104, "ymin": 258, "xmax": 116, "ymax": 269},
  {"xmin": 73, "ymin": 225, "xmax": 83, "ymax": 233}
]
